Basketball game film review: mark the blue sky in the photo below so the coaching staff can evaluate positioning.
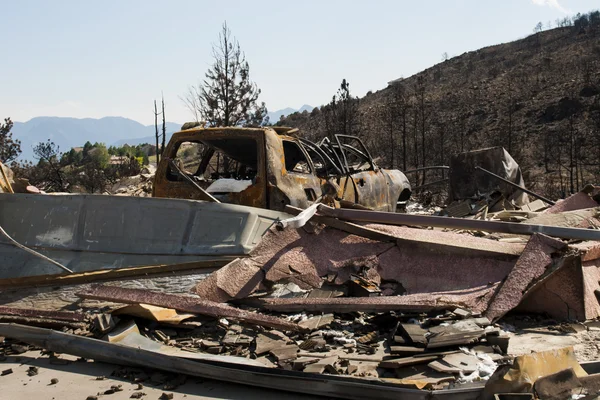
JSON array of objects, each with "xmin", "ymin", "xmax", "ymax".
[{"xmin": 1, "ymin": 0, "xmax": 597, "ymax": 125}]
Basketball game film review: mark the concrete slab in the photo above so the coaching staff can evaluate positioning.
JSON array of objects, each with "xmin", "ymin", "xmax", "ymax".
[{"xmin": 0, "ymin": 351, "xmax": 321, "ymax": 400}]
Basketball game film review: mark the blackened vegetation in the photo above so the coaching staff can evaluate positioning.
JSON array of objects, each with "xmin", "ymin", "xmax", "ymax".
[{"xmin": 279, "ymin": 11, "xmax": 600, "ymax": 199}]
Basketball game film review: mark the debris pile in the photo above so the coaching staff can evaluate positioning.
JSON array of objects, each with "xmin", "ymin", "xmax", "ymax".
[
  {"xmin": 2, "ymin": 153, "xmax": 600, "ymax": 398},
  {"xmin": 0, "ymin": 285, "xmax": 512, "ymax": 392},
  {"xmin": 109, "ymin": 165, "xmax": 156, "ymax": 197}
]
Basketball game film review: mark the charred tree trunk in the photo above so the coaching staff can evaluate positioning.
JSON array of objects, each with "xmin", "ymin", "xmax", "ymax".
[
  {"xmin": 402, "ymin": 107, "xmax": 407, "ymax": 172},
  {"xmin": 161, "ymin": 95, "xmax": 166, "ymax": 158},
  {"xmin": 154, "ymin": 100, "xmax": 160, "ymax": 165},
  {"xmin": 412, "ymin": 106, "xmax": 419, "ymax": 186}
]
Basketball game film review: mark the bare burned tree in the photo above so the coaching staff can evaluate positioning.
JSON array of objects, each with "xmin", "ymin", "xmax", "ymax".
[
  {"xmin": 79, "ymin": 160, "xmax": 108, "ymax": 194},
  {"xmin": 32, "ymin": 140, "xmax": 69, "ymax": 192},
  {"xmin": 161, "ymin": 95, "xmax": 166, "ymax": 158},
  {"xmin": 183, "ymin": 22, "xmax": 267, "ymax": 127},
  {"xmin": 379, "ymin": 82, "xmax": 409, "ymax": 169},
  {"xmin": 414, "ymin": 75, "xmax": 429, "ymax": 185},
  {"xmin": 154, "ymin": 100, "xmax": 160, "ymax": 164},
  {"xmin": 324, "ymin": 79, "xmax": 360, "ymax": 138}
]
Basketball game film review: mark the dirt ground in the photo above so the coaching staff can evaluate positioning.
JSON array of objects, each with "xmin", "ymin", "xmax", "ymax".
[
  {"xmin": 506, "ymin": 327, "xmax": 600, "ymax": 360},
  {"xmin": 0, "ymin": 351, "xmax": 326, "ymax": 400}
]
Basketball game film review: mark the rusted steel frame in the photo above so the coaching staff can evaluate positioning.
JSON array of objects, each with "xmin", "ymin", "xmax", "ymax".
[
  {"xmin": 0, "ymin": 323, "xmax": 487, "ymax": 400},
  {"xmin": 0, "ymin": 259, "xmax": 230, "ymax": 289},
  {"xmin": 318, "ymin": 137, "xmax": 348, "ymax": 174},
  {"xmin": 77, "ymin": 285, "xmax": 305, "ymax": 332},
  {"xmin": 284, "ymin": 205, "xmax": 398, "ymax": 242},
  {"xmin": 475, "ymin": 166, "xmax": 556, "ymax": 205},
  {"xmin": 403, "ymin": 166, "xmax": 450, "ymax": 174},
  {"xmin": 167, "ymin": 159, "xmax": 220, "ymax": 203},
  {"xmin": 0, "ymin": 306, "xmax": 86, "ymax": 322},
  {"xmin": 317, "ymin": 204, "xmax": 600, "ymax": 241},
  {"xmin": 334, "ymin": 134, "xmax": 377, "ymax": 172},
  {"xmin": 254, "ymin": 297, "xmax": 452, "ymax": 313},
  {"xmin": 298, "ymin": 138, "xmax": 342, "ymax": 176}
]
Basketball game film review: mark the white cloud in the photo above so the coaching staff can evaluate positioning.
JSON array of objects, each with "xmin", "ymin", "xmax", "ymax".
[{"xmin": 531, "ymin": 0, "xmax": 571, "ymax": 14}]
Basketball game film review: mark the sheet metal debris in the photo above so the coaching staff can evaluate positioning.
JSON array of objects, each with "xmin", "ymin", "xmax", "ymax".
[
  {"xmin": 0, "ymin": 193, "xmax": 288, "ymax": 278},
  {"xmin": 316, "ymin": 204, "xmax": 600, "ymax": 241},
  {"xmin": 4, "ymin": 155, "xmax": 600, "ymax": 400}
]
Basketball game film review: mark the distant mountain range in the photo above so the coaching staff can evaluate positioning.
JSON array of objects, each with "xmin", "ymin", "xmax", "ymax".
[
  {"xmin": 10, "ymin": 107, "xmax": 314, "ymax": 161},
  {"xmin": 267, "ymin": 105, "xmax": 313, "ymax": 124},
  {"xmin": 11, "ymin": 117, "xmax": 181, "ymax": 161}
]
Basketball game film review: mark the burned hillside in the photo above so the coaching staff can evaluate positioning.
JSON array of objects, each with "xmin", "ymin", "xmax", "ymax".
[{"xmin": 279, "ymin": 16, "xmax": 600, "ymax": 199}]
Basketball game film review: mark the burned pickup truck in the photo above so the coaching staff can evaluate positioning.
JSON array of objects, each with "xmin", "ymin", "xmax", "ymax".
[{"xmin": 153, "ymin": 126, "xmax": 411, "ymax": 212}]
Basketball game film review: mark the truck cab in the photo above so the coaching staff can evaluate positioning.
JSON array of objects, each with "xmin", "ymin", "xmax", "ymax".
[{"xmin": 153, "ymin": 126, "xmax": 411, "ymax": 212}]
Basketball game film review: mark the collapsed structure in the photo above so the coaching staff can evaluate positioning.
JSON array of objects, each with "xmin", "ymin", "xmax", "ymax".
[{"xmin": 1, "ymin": 144, "xmax": 600, "ymax": 399}]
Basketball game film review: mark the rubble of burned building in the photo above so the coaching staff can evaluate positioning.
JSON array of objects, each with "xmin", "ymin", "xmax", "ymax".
[{"xmin": 2, "ymin": 147, "xmax": 600, "ymax": 399}]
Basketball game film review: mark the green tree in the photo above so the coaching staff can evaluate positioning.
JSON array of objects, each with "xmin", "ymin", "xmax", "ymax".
[
  {"xmin": 89, "ymin": 143, "xmax": 110, "ymax": 169},
  {"xmin": 64, "ymin": 148, "xmax": 83, "ymax": 165},
  {"xmin": 82, "ymin": 141, "xmax": 93, "ymax": 156},
  {"xmin": 183, "ymin": 22, "xmax": 267, "ymax": 126},
  {"xmin": 0, "ymin": 117, "xmax": 22, "ymax": 163}
]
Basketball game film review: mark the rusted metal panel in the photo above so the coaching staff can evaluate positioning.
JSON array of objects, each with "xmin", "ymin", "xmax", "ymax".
[
  {"xmin": 0, "ymin": 193, "xmax": 288, "ymax": 278},
  {"xmin": 265, "ymin": 131, "xmax": 323, "ymax": 210},
  {"xmin": 154, "ymin": 127, "xmax": 269, "ymax": 209},
  {"xmin": 77, "ymin": 285, "xmax": 305, "ymax": 332}
]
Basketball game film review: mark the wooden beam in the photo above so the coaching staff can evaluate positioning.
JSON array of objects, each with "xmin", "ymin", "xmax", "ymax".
[
  {"xmin": 254, "ymin": 297, "xmax": 451, "ymax": 314},
  {"xmin": 77, "ymin": 285, "xmax": 304, "ymax": 332},
  {"xmin": 0, "ymin": 259, "xmax": 232, "ymax": 289}
]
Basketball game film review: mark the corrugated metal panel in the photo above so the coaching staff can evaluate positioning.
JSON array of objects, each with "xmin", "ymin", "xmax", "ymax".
[{"xmin": 0, "ymin": 193, "xmax": 287, "ymax": 278}]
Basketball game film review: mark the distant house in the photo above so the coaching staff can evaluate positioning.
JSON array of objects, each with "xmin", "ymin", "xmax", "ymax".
[
  {"xmin": 140, "ymin": 144, "xmax": 156, "ymax": 156},
  {"xmin": 72, "ymin": 147, "xmax": 83, "ymax": 153},
  {"xmin": 109, "ymin": 155, "xmax": 129, "ymax": 165},
  {"xmin": 387, "ymin": 77, "xmax": 404, "ymax": 86}
]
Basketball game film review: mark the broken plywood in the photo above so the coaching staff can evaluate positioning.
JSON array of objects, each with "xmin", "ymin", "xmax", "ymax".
[
  {"xmin": 397, "ymin": 323, "xmax": 428, "ymax": 346},
  {"xmin": 298, "ymin": 314, "xmax": 334, "ymax": 331},
  {"xmin": 112, "ymin": 304, "xmax": 195, "ymax": 324}
]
